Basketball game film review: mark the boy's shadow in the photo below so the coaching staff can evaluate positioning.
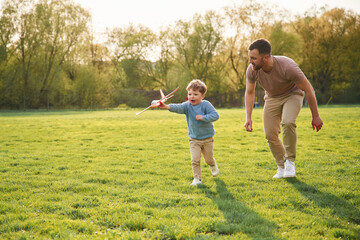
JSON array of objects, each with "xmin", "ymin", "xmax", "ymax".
[
  {"xmin": 199, "ymin": 179, "xmax": 283, "ymax": 239},
  {"xmin": 286, "ymin": 178, "xmax": 360, "ymax": 225}
]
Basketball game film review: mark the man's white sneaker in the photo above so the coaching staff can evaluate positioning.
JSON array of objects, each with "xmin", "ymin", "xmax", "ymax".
[
  {"xmin": 284, "ymin": 160, "xmax": 296, "ymax": 178},
  {"xmin": 209, "ymin": 163, "xmax": 219, "ymax": 177},
  {"xmin": 190, "ymin": 178, "xmax": 202, "ymax": 186},
  {"xmin": 273, "ymin": 167, "xmax": 284, "ymax": 178}
]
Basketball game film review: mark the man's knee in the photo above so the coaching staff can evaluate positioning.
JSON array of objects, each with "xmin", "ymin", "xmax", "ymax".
[{"xmin": 281, "ymin": 122, "xmax": 296, "ymax": 129}]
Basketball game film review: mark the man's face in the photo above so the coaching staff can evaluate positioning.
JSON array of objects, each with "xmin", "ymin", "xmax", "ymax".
[
  {"xmin": 248, "ymin": 49, "xmax": 266, "ymax": 71},
  {"xmin": 187, "ymin": 88, "xmax": 205, "ymax": 106}
]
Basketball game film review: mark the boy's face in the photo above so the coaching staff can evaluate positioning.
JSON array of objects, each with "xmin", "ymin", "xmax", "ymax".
[{"xmin": 187, "ymin": 88, "xmax": 205, "ymax": 106}]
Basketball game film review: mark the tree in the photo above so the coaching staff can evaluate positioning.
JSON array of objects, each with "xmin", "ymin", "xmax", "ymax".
[
  {"xmin": 36, "ymin": 0, "xmax": 90, "ymax": 109},
  {"xmin": 155, "ymin": 28, "xmax": 176, "ymax": 89},
  {"xmin": 0, "ymin": 0, "xmax": 23, "ymax": 108},
  {"xmin": 108, "ymin": 24, "xmax": 159, "ymax": 89},
  {"xmin": 294, "ymin": 8, "xmax": 360, "ymax": 103},
  {"xmin": 14, "ymin": 0, "xmax": 42, "ymax": 108},
  {"xmin": 171, "ymin": 11, "xmax": 224, "ymax": 85},
  {"xmin": 223, "ymin": 1, "xmax": 286, "ymax": 91},
  {"xmin": 0, "ymin": 0, "xmax": 90, "ymax": 109},
  {"xmin": 269, "ymin": 22, "xmax": 303, "ymax": 64}
]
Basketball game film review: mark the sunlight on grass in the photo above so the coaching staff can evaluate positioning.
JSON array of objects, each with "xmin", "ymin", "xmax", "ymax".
[{"xmin": 0, "ymin": 107, "xmax": 359, "ymax": 239}]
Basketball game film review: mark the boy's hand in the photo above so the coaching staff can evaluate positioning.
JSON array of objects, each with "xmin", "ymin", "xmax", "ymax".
[
  {"xmin": 158, "ymin": 102, "xmax": 170, "ymax": 110},
  {"xmin": 196, "ymin": 115, "xmax": 203, "ymax": 121}
]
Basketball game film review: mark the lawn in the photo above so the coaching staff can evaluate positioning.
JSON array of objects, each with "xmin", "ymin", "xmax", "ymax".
[{"xmin": 0, "ymin": 106, "xmax": 359, "ymax": 239}]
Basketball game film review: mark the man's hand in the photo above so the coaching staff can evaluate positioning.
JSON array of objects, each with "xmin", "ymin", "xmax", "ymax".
[
  {"xmin": 196, "ymin": 115, "xmax": 203, "ymax": 121},
  {"xmin": 312, "ymin": 116, "xmax": 323, "ymax": 132},
  {"xmin": 296, "ymin": 78, "xmax": 323, "ymax": 132},
  {"xmin": 244, "ymin": 119, "xmax": 253, "ymax": 132}
]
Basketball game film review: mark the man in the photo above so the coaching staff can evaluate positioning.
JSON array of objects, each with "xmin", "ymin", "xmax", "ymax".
[{"xmin": 244, "ymin": 38, "xmax": 323, "ymax": 178}]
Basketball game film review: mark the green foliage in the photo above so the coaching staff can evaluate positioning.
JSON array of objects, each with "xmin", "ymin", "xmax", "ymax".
[
  {"xmin": 0, "ymin": 106, "xmax": 359, "ymax": 239},
  {"xmin": 0, "ymin": 1, "xmax": 360, "ymax": 109},
  {"xmin": 337, "ymin": 77, "xmax": 360, "ymax": 103},
  {"xmin": 73, "ymin": 66, "xmax": 97, "ymax": 108},
  {"xmin": 116, "ymin": 89, "xmax": 149, "ymax": 108},
  {"xmin": 294, "ymin": 8, "xmax": 360, "ymax": 104},
  {"xmin": 108, "ymin": 25, "xmax": 160, "ymax": 89},
  {"xmin": 172, "ymin": 12, "xmax": 223, "ymax": 83},
  {"xmin": 269, "ymin": 23, "xmax": 303, "ymax": 64},
  {"xmin": 0, "ymin": 0, "xmax": 90, "ymax": 109}
]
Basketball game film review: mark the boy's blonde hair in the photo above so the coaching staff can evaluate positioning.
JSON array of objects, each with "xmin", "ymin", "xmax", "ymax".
[{"xmin": 186, "ymin": 79, "xmax": 207, "ymax": 95}]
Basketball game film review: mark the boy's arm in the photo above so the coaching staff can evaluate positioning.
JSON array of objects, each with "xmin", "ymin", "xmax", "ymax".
[
  {"xmin": 159, "ymin": 102, "xmax": 187, "ymax": 114},
  {"xmin": 201, "ymin": 102, "xmax": 219, "ymax": 122}
]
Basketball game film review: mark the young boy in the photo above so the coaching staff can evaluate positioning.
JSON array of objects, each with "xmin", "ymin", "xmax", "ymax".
[{"xmin": 159, "ymin": 79, "xmax": 220, "ymax": 186}]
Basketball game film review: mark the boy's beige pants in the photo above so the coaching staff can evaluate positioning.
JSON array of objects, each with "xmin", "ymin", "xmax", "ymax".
[
  {"xmin": 263, "ymin": 93, "xmax": 304, "ymax": 168},
  {"xmin": 189, "ymin": 137, "xmax": 216, "ymax": 180}
]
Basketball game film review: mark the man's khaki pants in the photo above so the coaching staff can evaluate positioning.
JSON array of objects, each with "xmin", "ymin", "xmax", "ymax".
[
  {"xmin": 189, "ymin": 137, "xmax": 216, "ymax": 180},
  {"xmin": 263, "ymin": 93, "xmax": 304, "ymax": 168}
]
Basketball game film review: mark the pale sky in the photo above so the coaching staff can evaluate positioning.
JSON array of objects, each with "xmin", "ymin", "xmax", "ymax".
[
  {"xmin": 73, "ymin": 0, "xmax": 360, "ymax": 35},
  {"xmin": 1, "ymin": 0, "xmax": 358, "ymax": 34}
]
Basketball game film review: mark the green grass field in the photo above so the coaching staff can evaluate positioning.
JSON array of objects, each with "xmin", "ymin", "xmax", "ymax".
[{"xmin": 0, "ymin": 106, "xmax": 359, "ymax": 239}]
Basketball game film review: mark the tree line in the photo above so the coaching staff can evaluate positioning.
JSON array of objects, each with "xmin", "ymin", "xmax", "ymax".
[{"xmin": 0, "ymin": 0, "xmax": 359, "ymax": 109}]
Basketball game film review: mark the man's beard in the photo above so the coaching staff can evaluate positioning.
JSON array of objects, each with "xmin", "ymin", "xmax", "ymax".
[{"xmin": 252, "ymin": 64, "xmax": 261, "ymax": 71}]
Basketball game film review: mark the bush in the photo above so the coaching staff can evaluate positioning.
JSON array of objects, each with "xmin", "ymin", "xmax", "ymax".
[{"xmin": 116, "ymin": 89, "xmax": 149, "ymax": 108}]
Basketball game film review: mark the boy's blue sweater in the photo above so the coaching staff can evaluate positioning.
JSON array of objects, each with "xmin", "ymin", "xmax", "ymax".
[{"xmin": 169, "ymin": 100, "xmax": 219, "ymax": 140}]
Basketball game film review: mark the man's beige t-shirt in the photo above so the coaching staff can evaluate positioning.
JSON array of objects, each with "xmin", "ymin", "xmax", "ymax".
[{"xmin": 246, "ymin": 56, "xmax": 305, "ymax": 98}]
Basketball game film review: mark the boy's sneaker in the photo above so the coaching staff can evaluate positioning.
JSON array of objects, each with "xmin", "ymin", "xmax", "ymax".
[
  {"xmin": 284, "ymin": 160, "xmax": 296, "ymax": 178},
  {"xmin": 209, "ymin": 162, "xmax": 219, "ymax": 177},
  {"xmin": 273, "ymin": 167, "xmax": 284, "ymax": 178},
  {"xmin": 190, "ymin": 178, "xmax": 202, "ymax": 186}
]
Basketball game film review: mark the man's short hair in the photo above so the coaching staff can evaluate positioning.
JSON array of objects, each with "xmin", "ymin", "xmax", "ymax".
[
  {"xmin": 186, "ymin": 79, "xmax": 207, "ymax": 95},
  {"xmin": 248, "ymin": 39, "xmax": 272, "ymax": 55}
]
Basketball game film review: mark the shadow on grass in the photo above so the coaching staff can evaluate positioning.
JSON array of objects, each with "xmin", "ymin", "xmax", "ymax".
[
  {"xmin": 199, "ymin": 179, "xmax": 283, "ymax": 239},
  {"xmin": 287, "ymin": 178, "xmax": 360, "ymax": 225}
]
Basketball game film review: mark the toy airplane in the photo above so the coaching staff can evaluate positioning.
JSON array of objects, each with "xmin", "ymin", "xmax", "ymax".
[{"xmin": 136, "ymin": 87, "xmax": 179, "ymax": 115}]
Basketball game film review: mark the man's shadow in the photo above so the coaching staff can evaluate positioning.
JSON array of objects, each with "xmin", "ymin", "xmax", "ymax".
[
  {"xmin": 286, "ymin": 178, "xmax": 360, "ymax": 225},
  {"xmin": 199, "ymin": 179, "xmax": 283, "ymax": 239}
]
